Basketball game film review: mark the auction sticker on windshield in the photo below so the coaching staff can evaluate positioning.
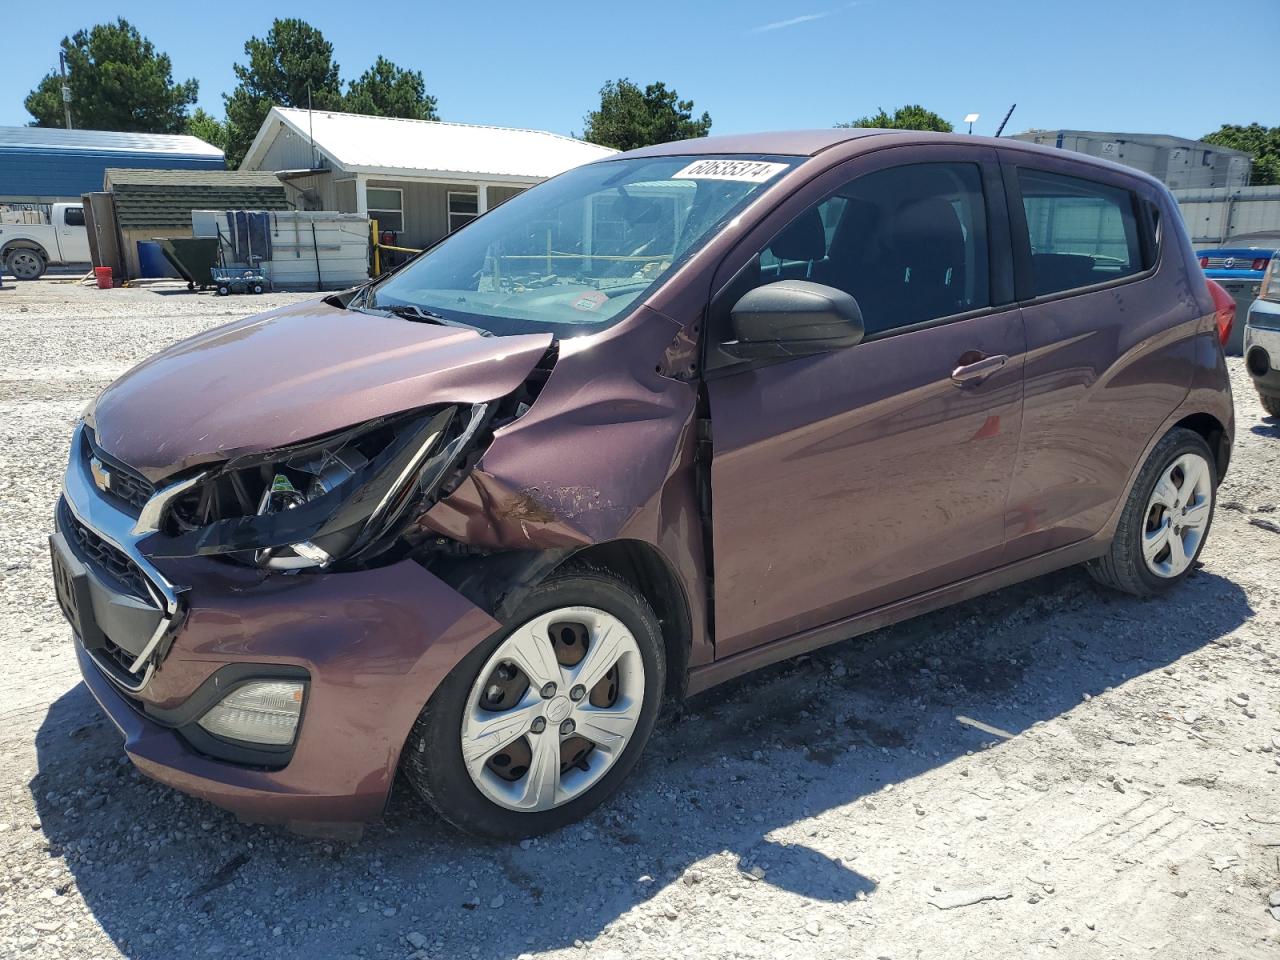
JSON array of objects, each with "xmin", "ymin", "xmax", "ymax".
[{"xmin": 672, "ymin": 159, "xmax": 790, "ymax": 183}]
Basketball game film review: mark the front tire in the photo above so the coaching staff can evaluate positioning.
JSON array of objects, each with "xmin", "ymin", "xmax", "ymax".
[
  {"xmin": 403, "ymin": 564, "xmax": 666, "ymax": 839},
  {"xmin": 1087, "ymin": 427, "xmax": 1216, "ymax": 596}
]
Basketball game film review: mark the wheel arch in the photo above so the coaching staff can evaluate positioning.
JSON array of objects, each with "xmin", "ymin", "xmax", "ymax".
[
  {"xmin": 2, "ymin": 239, "xmax": 49, "ymax": 260},
  {"xmin": 425, "ymin": 538, "xmax": 694, "ymax": 703},
  {"xmin": 554, "ymin": 540, "xmax": 692, "ymax": 702},
  {"xmin": 1171, "ymin": 411, "xmax": 1230, "ymax": 482}
]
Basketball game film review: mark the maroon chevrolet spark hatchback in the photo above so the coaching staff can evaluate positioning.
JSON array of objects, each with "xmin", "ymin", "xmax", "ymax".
[{"xmin": 51, "ymin": 130, "xmax": 1233, "ymax": 838}]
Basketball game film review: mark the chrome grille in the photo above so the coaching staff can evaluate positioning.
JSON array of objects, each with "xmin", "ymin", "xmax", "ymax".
[
  {"xmin": 1204, "ymin": 255, "xmax": 1269, "ymax": 270},
  {"xmin": 83, "ymin": 429, "xmax": 155, "ymax": 514},
  {"xmin": 97, "ymin": 636, "xmax": 145, "ymax": 683},
  {"xmin": 60, "ymin": 500, "xmax": 152, "ymax": 601}
]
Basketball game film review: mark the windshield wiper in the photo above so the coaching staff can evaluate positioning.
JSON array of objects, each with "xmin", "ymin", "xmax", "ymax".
[{"xmin": 373, "ymin": 302, "xmax": 492, "ymax": 336}]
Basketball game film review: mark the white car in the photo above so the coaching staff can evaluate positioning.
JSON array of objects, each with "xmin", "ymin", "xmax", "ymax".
[{"xmin": 0, "ymin": 203, "xmax": 91, "ymax": 280}]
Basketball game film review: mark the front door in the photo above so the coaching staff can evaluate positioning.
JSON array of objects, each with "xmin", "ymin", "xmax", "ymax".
[
  {"xmin": 59, "ymin": 206, "xmax": 91, "ymax": 263},
  {"xmin": 704, "ymin": 151, "xmax": 1026, "ymax": 657}
]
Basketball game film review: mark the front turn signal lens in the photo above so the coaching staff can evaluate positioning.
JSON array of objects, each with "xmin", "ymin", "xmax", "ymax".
[{"xmin": 197, "ymin": 681, "xmax": 304, "ymax": 746}]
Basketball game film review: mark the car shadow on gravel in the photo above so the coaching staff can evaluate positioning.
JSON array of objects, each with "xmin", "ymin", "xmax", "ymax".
[{"xmin": 31, "ymin": 565, "xmax": 1251, "ymax": 960}]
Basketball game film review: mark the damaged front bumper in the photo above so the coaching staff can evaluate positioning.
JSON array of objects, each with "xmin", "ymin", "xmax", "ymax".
[{"xmin": 53, "ymin": 423, "xmax": 502, "ymax": 824}]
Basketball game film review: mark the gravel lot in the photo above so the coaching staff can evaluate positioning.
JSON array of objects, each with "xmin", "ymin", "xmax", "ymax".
[{"xmin": 2, "ymin": 277, "xmax": 1279, "ymax": 960}]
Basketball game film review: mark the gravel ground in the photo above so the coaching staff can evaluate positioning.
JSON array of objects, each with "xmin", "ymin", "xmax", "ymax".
[{"xmin": 2, "ymin": 277, "xmax": 1279, "ymax": 960}]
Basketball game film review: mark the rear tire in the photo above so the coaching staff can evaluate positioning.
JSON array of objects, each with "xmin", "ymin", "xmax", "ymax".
[
  {"xmin": 1087, "ymin": 427, "xmax": 1216, "ymax": 596},
  {"xmin": 1260, "ymin": 392, "xmax": 1280, "ymax": 419},
  {"xmin": 5, "ymin": 248, "xmax": 46, "ymax": 281},
  {"xmin": 403, "ymin": 564, "xmax": 666, "ymax": 839}
]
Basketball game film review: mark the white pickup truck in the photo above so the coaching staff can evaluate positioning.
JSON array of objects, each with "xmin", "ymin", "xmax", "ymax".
[{"xmin": 0, "ymin": 203, "xmax": 92, "ymax": 280}]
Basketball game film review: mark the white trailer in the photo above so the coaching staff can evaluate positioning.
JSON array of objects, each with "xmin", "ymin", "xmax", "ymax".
[{"xmin": 192, "ymin": 210, "xmax": 370, "ymax": 291}]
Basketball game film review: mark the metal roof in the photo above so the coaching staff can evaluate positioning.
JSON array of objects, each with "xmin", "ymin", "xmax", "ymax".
[
  {"xmin": 242, "ymin": 107, "xmax": 616, "ymax": 181},
  {"xmin": 1011, "ymin": 129, "xmax": 1251, "ymax": 157},
  {"xmin": 0, "ymin": 125, "xmax": 223, "ymax": 158}
]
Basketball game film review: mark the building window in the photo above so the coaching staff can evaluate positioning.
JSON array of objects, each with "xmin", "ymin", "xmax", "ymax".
[
  {"xmin": 367, "ymin": 187, "xmax": 404, "ymax": 233},
  {"xmin": 448, "ymin": 191, "xmax": 479, "ymax": 233}
]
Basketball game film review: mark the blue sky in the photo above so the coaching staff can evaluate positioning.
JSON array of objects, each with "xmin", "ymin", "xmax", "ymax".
[{"xmin": 5, "ymin": 0, "xmax": 1277, "ymax": 140}]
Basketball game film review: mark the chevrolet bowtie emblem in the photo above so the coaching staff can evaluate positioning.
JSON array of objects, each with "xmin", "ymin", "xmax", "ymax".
[{"xmin": 89, "ymin": 456, "xmax": 112, "ymax": 493}]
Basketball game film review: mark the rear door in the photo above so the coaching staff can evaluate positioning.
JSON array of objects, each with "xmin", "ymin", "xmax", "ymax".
[
  {"xmin": 999, "ymin": 157, "xmax": 1197, "ymax": 561},
  {"xmin": 703, "ymin": 145, "xmax": 1026, "ymax": 658}
]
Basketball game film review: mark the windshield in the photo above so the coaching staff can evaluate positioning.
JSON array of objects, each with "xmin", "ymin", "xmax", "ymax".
[{"xmin": 363, "ymin": 155, "xmax": 800, "ymax": 336}]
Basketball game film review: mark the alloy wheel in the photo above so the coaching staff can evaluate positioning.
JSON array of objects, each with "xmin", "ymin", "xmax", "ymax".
[
  {"xmin": 1142, "ymin": 452, "xmax": 1212, "ymax": 578},
  {"xmin": 460, "ymin": 606, "xmax": 645, "ymax": 812}
]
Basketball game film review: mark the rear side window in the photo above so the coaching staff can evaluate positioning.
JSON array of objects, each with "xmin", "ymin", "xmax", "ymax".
[
  {"xmin": 63, "ymin": 206, "xmax": 85, "ymax": 227},
  {"xmin": 1017, "ymin": 169, "xmax": 1144, "ymax": 298},
  {"xmin": 752, "ymin": 162, "xmax": 991, "ymax": 337}
]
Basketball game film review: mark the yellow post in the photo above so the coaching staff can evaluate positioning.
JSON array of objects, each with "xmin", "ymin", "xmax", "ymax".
[{"xmin": 370, "ymin": 218, "xmax": 380, "ymax": 277}]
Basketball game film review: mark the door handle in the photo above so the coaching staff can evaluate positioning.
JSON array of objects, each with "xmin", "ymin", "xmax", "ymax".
[{"xmin": 951, "ymin": 353, "xmax": 1008, "ymax": 385}]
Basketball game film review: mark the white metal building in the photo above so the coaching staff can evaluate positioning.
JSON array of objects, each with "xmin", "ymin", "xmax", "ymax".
[
  {"xmin": 1171, "ymin": 185, "xmax": 1280, "ymax": 246},
  {"xmin": 240, "ymin": 107, "xmax": 616, "ymax": 250},
  {"xmin": 1010, "ymin": 130, "xmax": 1251, "ymax": 191}
]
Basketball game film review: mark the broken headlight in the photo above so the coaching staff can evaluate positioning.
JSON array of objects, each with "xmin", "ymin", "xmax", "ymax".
[{"xmin": 148, "ymin": 404, "xmax": 488, "ymax": 569}]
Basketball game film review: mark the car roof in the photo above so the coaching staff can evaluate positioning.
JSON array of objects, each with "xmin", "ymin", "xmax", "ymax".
[
  {"xmin": 614, "ymin": 128, "xmax": 889, "ymax": 158},
  {"xmin": 608, "ymin": 129, "xmax": 1165, "ymax": 187}
]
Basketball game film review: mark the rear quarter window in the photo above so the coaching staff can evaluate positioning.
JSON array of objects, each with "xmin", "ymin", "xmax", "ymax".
[{"xmin": 1017, "ymin": 169, "xmax": 1145, "ymax": 298}]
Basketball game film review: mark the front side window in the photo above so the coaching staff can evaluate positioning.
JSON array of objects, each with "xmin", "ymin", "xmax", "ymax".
[
  {"xmin": 745, "ymin": 162, "xmax": 991, "ymax": 337},
  {"xmin": 1018, "ymin": 169, "xmax": 1143, "ymax": 298},
  {"xmin": 367, "ymin": 187, "xmax": 404, "ymax": 233},
  {"xmin": 365, "ymin": 155, "xmax": 800, "ymax": 337}
]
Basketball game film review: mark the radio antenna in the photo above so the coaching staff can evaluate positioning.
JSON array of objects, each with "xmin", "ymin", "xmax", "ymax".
[{"xmin": 993, "ymin": 103, "xmax": 1017, "ymax": 138}]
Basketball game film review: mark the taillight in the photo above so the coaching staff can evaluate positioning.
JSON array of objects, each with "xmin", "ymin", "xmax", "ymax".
[
  {"xmin": 1253, "ymin": 258, "xmax": 1269, "ymax": 271},
  {"xmin": 1263, "ymin": 257, "xmax": 1280, "ymax": 302},
  {"xmin": 1199, "ymin": 256, "xmax": 1209, "ymax": 269},
  {"xmin": 1206, "ymin": 279, "xmax": 1235, "ymax": 346}
]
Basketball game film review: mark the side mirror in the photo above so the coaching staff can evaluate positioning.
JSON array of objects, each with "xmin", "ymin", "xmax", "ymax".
[{"xmin": 726, "ymin": 280, "xmax": 865, "ymax": 360}]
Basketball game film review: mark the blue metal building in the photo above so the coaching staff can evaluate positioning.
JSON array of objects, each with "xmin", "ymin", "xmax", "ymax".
[{"xmin": 0, "ymin": 127, "xmax": 224, "ymax": 204}]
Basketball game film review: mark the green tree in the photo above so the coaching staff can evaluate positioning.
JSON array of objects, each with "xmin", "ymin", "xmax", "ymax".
[
  {"xmin": 24, "ymin": 18, "xmax": 197, "ymax": 132},
  {"xmin": 223, "ymin": 18, "xmax": 343, "ymax": 168},
  {"xmin": 345, "ymin": 56, "xmax": 439, "ymax": 120},
  {"xmin": 1201, "ymin": 123, "xmax": 1280, "ymax": 186},
  {"xmin": 582, "ymin": 79, "xmax": 712, "ymax": 151},
  {"xmin": 185, "ymin": 108, "xmax": 227, "ymax": 150},
  {"xmin": 838, "ymin": 104, "xmax": 953, "ymax": 133}
]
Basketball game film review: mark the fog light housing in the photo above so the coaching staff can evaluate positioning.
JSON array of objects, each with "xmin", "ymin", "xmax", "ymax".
[{"xmin": 196, "ymin": 681, "xmax": 304, "ymax": 746}]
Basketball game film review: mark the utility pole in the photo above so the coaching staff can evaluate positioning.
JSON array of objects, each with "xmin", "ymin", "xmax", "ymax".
[
  {"xmin": 58, "ymin": 51, "xmax": 73, "ymax": 130},
  {"xmin": 307, "ymin": 83, "xmax": 316, "ymax": 168}
]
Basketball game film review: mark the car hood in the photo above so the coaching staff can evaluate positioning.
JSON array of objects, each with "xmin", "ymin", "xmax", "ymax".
[{"xmin": 87, "ymin": 299, "xmax": 553, "ymax": 482}]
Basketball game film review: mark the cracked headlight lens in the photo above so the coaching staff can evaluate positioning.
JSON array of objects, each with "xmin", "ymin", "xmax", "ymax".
[{"xmin": 149, "ymin": 403, "xmax": 488, "ymax": 569}]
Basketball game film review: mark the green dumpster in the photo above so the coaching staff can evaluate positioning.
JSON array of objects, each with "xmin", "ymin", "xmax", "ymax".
[{"xmin": 154, "ymin": 237, "xmax": 220, "ymax": 291}]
